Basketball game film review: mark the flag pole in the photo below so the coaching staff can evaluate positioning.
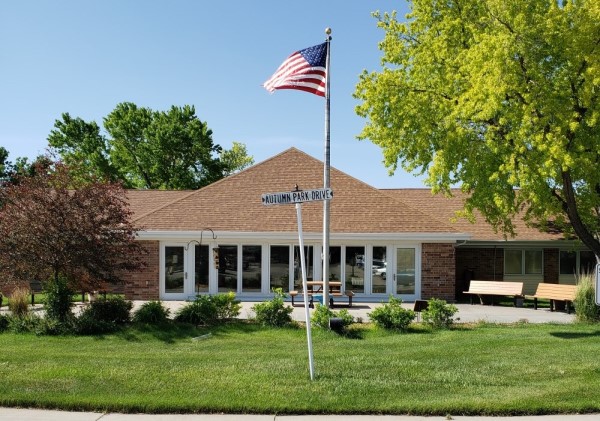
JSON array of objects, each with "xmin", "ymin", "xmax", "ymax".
[{"xmin": 322, "ymin": 28, "xmax": 332, "ymax": 307}]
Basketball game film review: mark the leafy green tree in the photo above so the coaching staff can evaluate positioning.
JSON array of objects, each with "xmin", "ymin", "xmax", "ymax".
[
  {"xmin": 48, "ymin": 102, "xmax": 253, "ymax": 189},
  {"xmin": 220, "ymin": 141, "xmax": 255, "ymax": 176},
  {"xmin": 0, "ymin": 146, "xmax": 9, "ymax": 180},
  {"xmin": 355, "ymin": 1, "xmax": 600, "ymax": 257}
]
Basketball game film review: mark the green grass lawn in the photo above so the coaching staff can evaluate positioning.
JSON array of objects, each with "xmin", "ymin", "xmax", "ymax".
[{"xmin": 1, "ymin": 321, "xmax": 600, "ymax": 415}]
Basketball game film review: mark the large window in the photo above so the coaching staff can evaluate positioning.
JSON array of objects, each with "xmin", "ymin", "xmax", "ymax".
[
  {"xmin": 329, "ymin": 246, "xmax": 341, "ymax": 282},
  {"xmin": 346, "ymin": 246, "xmax": 365, "ymax": 293},
  {"xmin": 505, "ymin": 249, "xmax": 542, "ymax": 275},
  {"xmin": 560, "ymin": 250, "xmax": 596, "ymax": 275},
  {"xmin": 165, "ymin": 246, "xmax": 184, "ymax": 293},
  {"xmin": 270, "ymin": 245, "xmax": 289, "ymax": 292},
  {"xmin": 372, "ymin": 246, "xmax": 387, "ymax": 294},
  {"xmin": 195, "ymin": 245, "xmax": 209, "ymax": 293},
  {"xmin": 218, "ymin": 245, "xmax": 238, "ymax": 292},
  {"xmin": 396, "ymin": 248, "xmax": 415, "ymax": 294},
  {"xmin": 242, "ymin": 245, "xmax": 261, "ymax": 292},
  {"xmin": 293, "ymin": 246, "xmax": 313, "ymax": 290}
]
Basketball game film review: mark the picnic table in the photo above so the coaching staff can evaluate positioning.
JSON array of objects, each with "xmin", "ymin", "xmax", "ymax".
[{"xmin": 289, "ymin": 280, "xmax": 354, "ymax": 307}]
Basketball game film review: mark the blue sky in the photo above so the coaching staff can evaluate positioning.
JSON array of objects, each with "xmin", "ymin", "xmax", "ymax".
[{"xmin": 0, "ymin": 1, "xmax": 425, "ymax": 189}]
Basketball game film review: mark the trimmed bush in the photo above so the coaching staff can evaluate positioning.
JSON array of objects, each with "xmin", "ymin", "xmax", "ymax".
[
  {"xmin": 421, "ymin": 298, "xmax": 459, "ymax": 329},
  {"xmin": 44, "ymin": 277, "xmax": 74, "ymax": 323},
  {"xmin": 574, "ymin": 273, "xmax": 600, "ymax": 322},
  {"xmin": 311, "ymin": 303, "xmax": 354, "ymax": 330},
  {"xmin": 133, "ymin": 301, "xmax": 171, "ymax": 324},
  {"xmin": 175, "ymin": 293, "xmax": 241, "ymax": 325},
  {"xmin": 368, "ymin": 296, "xmax": 415, "ymax": 331},
  {"xmin": 210, "ymin": 292, "xmax": 242, "ymax": 319},
  {"xmin": 75, "ymin": 296, "xmax": 132, "ymax": 334},
  {"xmin": 252, "ymin": 288, "xmax": 293, "ymax": 327}
]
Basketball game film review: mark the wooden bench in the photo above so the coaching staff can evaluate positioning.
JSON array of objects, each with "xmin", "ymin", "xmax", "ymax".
[
  {"xmin": 526, "ymin": 283, "xmax": 577, "ymax": 314},
  {"xmin": 464, "ymin": 280, "xmax": 524, "ymax": 306},
  {"xmin": 289, "ymin": 290, "xmax": 354, "ymax": 308}
]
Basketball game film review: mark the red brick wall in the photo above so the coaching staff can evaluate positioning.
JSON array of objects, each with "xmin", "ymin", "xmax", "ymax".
[
  {"xmin": 123, "ymin": 241, "xmax": 160, "ymax": 300},
  {"xmin": 421, "ymin": 243, "xmax": 455, "ymax": 301},
  {"xmin": 543, "ymin": 248, "xmax": 559, "ymax": 283}
]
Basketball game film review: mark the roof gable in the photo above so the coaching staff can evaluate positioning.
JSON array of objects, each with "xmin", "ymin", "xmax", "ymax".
[{"xmin": 133, "ymin": 148, "xmax": 457, "ymax": 234}]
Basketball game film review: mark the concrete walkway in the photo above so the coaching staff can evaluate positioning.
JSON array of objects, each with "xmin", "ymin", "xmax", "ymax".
[
  {"xmin": 0, "ymin": 408, "xmax": 599, "ymax": 421},
  {"xmin": 147, "ymin": 300, "xmax": 576, "ymax": 325},
  {"xmin": 1, "ymin": 300, "xmax": 576, "ymax": 324}
]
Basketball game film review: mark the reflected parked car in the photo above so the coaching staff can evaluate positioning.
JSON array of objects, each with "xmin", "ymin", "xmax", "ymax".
[{"xmin": 373, "ymin": 261, "xmax": 387, "ymax": 279}]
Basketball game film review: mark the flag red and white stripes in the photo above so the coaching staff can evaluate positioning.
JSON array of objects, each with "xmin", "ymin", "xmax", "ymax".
[{"xmin": 263, "ymin": 42, "xmax": 328, "ymax": 97}]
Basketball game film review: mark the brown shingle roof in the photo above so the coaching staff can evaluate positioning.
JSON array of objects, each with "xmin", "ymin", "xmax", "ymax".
[
  {"xmin": 132, "ymin": 148, "xmax": 458, "ymax": 234},
  {"xmin": 126, "ymin": 190, "xmax": 194, "ymax": 221},
  {"xmin": 383, "ymin": 189, "xmax": 563, "ymax": 241}
]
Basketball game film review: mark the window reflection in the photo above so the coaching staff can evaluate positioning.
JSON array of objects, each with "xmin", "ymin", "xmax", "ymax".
[
  {"xmin": 242, "ymin": 245, "xmax": 261, "ymax": 292},
  {"xmin": 293, "ymin": 246, "xmax": 313, "ymax": 290},
  {"xmin": 195, "ymin": 245, "xmax": 209, "ymax": 293},
  {"xmin": 165, "ymin": 246, "xmax": 184, "ymax": 293},
  {"xmin": 372, "ymin": 246, "xmax": 387, "ymax": 294},
  {"xmin": 218, "ymin": 245, "xmax": 237, "ymax": 292},
  {"xmin": 396, "ymin": 248, "xmax": 415, "ymax": 294},
  {"xmin": 329, "ymin": 246, "xmax": 341, "ymax": 282},
  {"xmin": 270, "ymin": 246, "xmax": 290, "ymax": 292},
  {"xmin": 346, "ymin": 246, "xmax": 365, "ymax": 293}
]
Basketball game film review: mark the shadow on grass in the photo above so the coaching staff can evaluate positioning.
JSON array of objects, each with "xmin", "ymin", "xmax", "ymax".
[{"xmin": 549, "ymin": 330, "xmax": 600, "ymax": 339}]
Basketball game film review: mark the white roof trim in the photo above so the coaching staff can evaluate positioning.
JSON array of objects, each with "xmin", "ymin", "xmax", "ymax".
[{"xmin": 136, "ymin": 230, "xmax": 471, "ymax": 242}]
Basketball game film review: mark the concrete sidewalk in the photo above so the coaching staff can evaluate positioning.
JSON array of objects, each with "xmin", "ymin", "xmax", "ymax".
[{"xmin": 1, "ymin": 408, "xmax": 599, "ymax": 420}]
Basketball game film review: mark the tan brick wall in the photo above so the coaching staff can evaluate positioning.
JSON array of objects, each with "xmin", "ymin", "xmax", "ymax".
[
  {"xmin": 123, "ymin": 241, "xmax": 160, "ymax": 300},
  {"xmin": 421, "ymin": 243, "xmax": 455, "ymax": 301}
]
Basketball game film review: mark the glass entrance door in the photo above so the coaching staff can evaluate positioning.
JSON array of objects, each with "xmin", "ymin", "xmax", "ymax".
[
  {"xmin": 164, "ymin": 246, "xmax": 186, "ymax": 299},
  {"xmin": 395, "ymin": 248, "xmax": 416, "ymax": 296}
]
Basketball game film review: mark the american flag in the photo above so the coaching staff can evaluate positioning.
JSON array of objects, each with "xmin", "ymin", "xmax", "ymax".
[{"xmin": 263, "ymin": 42, "xmax": 328, "ymax": 97}]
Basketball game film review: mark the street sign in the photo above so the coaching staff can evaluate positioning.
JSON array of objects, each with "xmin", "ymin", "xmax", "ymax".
[
  {"xmin": 596, "ymin": 263, "xmax": 600, "ymax": 306},
  {"xmin": 260, "ymin": 186, "xmax": 333, "ymax": 381},
  {"xmin": 262, "ymin": 188, "xmax": 333, "ymax": 206}
]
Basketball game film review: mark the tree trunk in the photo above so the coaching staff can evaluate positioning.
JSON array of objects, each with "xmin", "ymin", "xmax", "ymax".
[{"xmin": 561, "ymin": 171, "xmax": 600, "ymax": 260}]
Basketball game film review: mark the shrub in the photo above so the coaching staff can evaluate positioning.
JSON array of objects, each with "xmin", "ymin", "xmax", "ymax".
[
  {"xmin": 311, "ymin": 303, "xmax": 354, "ymax": 330},
  {"xmin": 0, "ymin": 314, "xmax": 9, "ymax": 332},
  {"xmin": 368, "ymin": 296, "xmax": 415, "ymax": 331},
  {"xmin": 75, "ymin": 296, "xmax": 132, "ymax": 334},
  {"xmin": 574, "ymin": 273, "xmax": 600, "ymax": 322},
  {"xmin": 175, "ymin": 293, "xmax": 241, "ymax": 325},
  {"xmin": 75, "ymin": 311, "xmax": 117, "ymax": 335},
  {"xmin": 43, "ymin": 277, "xmax": 74, "ymax": 323},
  {"xmin": 8, "ymin": 287, "xmax": 30, "ymax": 318},
  {"xmin": 7, "ymin": 313, "xmax": 43, "ymax": 333},
  {"xmin": 133, "ymin": 301, "xmax": 171, "ymax": 324},
  {"xmin": 252, "ymin": 288, "xmax": 293, "ymax": 327},
  {"xmin": 421, "ymin": 298, "xmax": 459, "ymax": 329},
  {"xmin": 211, "ymin": 292, "xmax": 241, "ymax": 319}
]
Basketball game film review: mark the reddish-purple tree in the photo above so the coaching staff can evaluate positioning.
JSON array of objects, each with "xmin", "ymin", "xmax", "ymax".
[{"xmin": 0, "ymin": 163, "xmax": 144, "ymax": 293}]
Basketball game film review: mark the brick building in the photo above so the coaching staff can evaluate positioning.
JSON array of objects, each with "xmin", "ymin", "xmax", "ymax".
[{"xmin": 123, "ymin": 148, "xmax": 591, "ymax": 302}]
